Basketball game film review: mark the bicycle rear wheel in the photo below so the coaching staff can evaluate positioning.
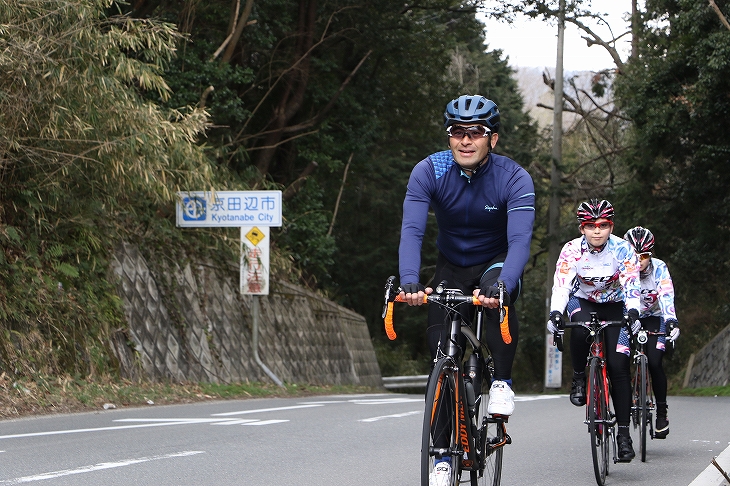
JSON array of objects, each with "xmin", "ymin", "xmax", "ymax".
[
  {"xmin": 469, "ymin": 364, "xmax": 502, "ymax": 486},
  {"xmin": 638, "ymin": 357, "xmax": 648, "ymax": 462},
  {"xmin": 588, "ymin": 358, "xmax": 609, "ymax": 486},
  {"xmin": 422, "ymin": 357, "xmax": 460, "ymax": 486}
]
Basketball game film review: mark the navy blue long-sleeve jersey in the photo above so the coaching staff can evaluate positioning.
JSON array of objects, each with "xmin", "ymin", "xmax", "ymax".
[{"xmin": 398, "ymin": 150, "xmax": 535, "ymax": 294}]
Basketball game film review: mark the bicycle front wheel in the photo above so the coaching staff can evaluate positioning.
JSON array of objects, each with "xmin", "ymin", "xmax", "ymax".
[
  {"xmin": 422, "ymin": 357, "xmax": 460, "ymax": 486},
  {"xmin": 475, "ymin": 416, "xmax": 504, "ymax": 486},
  {"xmin": 639, "ymin": 357, "xmax": 648, "ymax": 462},
  {"xmin": 472, "ymin": 359, "xmax": 503, "ymax": 486},
  {"xmin": 588, "ymin": 358, "xmax": 609, "ymax": 486}
]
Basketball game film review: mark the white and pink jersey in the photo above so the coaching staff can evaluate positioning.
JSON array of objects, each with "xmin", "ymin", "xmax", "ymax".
[
  {"xmin": 550, "ymin": 234, "xmax": 641, "ymax": 314},
  {"xmin": 639, "ymin": 258, "xmax": 677, "ymax": 321}
]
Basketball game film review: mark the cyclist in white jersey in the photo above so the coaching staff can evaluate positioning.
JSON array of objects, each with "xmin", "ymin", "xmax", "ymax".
[
  {"xmin": 624, "ymin": 226, "xmax": 680, "ymax": 438},
  {"xmin": 547, "ymin": 199, "xmax": 641, "ymax": 462}
]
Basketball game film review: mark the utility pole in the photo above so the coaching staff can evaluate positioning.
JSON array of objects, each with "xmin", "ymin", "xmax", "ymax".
[{"xmin": 545, "ymin": 0, "xmax": 565, "ymax": 390}]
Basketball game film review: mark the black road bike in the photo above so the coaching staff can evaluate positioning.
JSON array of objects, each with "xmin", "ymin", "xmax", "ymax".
[
  {"xmin": 630, "ymin": 327, "xmax": 669, "ymax": 462},
  {"xmin": 383, "ymin": 277, "xmax": 512, "ymax": 486}
]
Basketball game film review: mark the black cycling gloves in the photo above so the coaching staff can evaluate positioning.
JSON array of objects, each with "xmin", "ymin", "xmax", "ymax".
[
  {"xmin": 401, "ymin": 282, "xmax": 425, "ymax": 294},
  {"xmin": 479, "ymin": 285, "xmax": 511, "ymax": 306}
]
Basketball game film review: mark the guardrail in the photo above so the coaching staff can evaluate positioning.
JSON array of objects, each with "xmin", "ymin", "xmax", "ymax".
[{"xmin": 382, "ymin": 375, "xmax": 429, "ymax": 389}]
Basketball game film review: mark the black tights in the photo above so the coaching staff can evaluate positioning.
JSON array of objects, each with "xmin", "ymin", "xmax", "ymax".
[
  {"xmin": 640, "ymin": 316, "xmax": 668, "ymax": 403},
  {"xmin": 427, "ymin": 253, "xmax": 520, "ymax": 382},
  {"xmin": 569, "ymin": 299, "xmax": 632, "ymax": 427}
]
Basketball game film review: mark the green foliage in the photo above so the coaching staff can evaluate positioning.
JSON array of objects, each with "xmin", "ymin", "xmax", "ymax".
[
  {"xmin": 0, "ymin": 0, "xmax": 221, "ymax": 378},
  {"xmin": 614, "ymin": 0, "xmax": 730, "ymax": 371},
  {"xmin": 373, "ymin": 340, "xmax": 430, "ymax": 377}
]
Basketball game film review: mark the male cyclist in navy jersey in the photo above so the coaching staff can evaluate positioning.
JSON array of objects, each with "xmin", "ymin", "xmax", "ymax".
[{"xmin": 397, "ymin": 95, "xmax": 535, "ymax": 486}]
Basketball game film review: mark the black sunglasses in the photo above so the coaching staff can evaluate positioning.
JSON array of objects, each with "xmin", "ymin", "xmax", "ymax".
[{"xmin": 446, "ymin": 125, "xmax": 491, "ymax": 140}]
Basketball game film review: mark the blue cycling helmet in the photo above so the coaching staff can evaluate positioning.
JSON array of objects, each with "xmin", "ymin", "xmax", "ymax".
[{"xmin": 443, "ymin": 95, "xmax": 500, "ymax": 133}]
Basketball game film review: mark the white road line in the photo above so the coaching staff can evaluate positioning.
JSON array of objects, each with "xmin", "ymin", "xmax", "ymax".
[
  {"xmin": 514, "ymin": 395, "xmax": 567, "ymax": 402},
  {"xmin": 211, "ymin": 403, "xmax": 323, "ymax": 417},
  {"xmin": 0, "ymin": 421, "xmax": 201, "ymax": 440},
  {"xmin": 114, "ymin": 418, "xmax": 222, "ymax": 423},
  {"xmin": 0, "ymin": 450, "xmax": 203, "ymax": 484},
  {"xmin": 349, "ymin": 398, "xmax": 424, "ymax": 405},
  {"xmin": 299, "ymin": 400, "xmax": 348, "ymax": 404},
  {"xmin": 210, "ymin": 419, "xmax": 259, "ymax": 425},
  {"xmin": 359, "ymin": 411, "xmax": 422, "ymax": 422},
  {"xmin": 244, "ymin": 420, "xmax": 289, "ymax": 426}
]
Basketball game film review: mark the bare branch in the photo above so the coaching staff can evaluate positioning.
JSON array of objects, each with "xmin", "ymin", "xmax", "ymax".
[
  {"xmin": 327, "ymin": 153, "xmax": 352, "ymax": 237},
  {"xmin": 220, "ymin": 0, "xmax": 255, "ymax": 63},
  {"xmin": 198, "ymin": 85, "xmax": 214, "ymax": 108},
  {"xmin": 211, "ymin": 20, "xmax": 257, "ymax": 61},
  {"xmin": 568, "ymin": 17, "xmax": 626, "ymax": 72},
  {"xmin": 709, "ymin": 0, "xmax": 730, "ymax": 31},
  {"xmin": 242, "ymin": 130, "xmax": 319, "ymax": 152},
  {"xmin": 233, "ymin": 15, "xmax": 355, "ymax": 139},
  {"xmin": 228, "ymin": 49, "xmax": 372, "ymax": 147},
  {"xmin": 282, "ymin": 161, "xmax": 318, "ymax": 201}
]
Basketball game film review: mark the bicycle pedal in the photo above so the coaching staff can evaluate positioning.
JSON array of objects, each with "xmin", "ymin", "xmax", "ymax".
[{"xmin": 490, "ymin": 414, "xmax": 509, "ymax": 423}]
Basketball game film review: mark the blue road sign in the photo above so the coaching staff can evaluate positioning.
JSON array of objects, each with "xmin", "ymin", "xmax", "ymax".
[{"xmin": 176, "ymin": 191, "xmax": 282, "ymax": 227}]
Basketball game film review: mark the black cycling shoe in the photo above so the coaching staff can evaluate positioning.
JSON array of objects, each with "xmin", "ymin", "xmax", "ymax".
[
  {"xmin": 617, "ymin": 434, "xmax": 635, "ymax": 462},
  {"xmin": 655, "ymin": 417, "xmax": 669, "ymax": 439},
  {"xmin": 570, "ymin": 376, "xmax": 586, "ymax": 407}
]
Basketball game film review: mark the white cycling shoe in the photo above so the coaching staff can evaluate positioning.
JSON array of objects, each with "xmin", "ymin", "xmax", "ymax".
[
  {"xmin": 487, "ymin": 380, "xmax": 515, "ymax": 416},
  {"xmin": 429, "ymin": 461, "xmax": 452, "ymax": 486}
]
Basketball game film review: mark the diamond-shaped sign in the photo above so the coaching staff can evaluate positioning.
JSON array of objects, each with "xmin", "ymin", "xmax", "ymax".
[{"xmin": 245, "ymin": 226, "xmax": 265, "ymax": 246}]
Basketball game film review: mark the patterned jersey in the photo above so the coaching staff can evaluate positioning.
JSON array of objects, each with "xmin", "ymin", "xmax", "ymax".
[
  {"xmin": 399, "ymin": 150, "xmax": 535, "ymax": 294},
  {"xmin": 639, "ymin": 258, "xmax": 677, "ymax": 321},
  {"xmin": 550, "ymin": 234, "xmax": 641, "ymax": 314},
  {"xmin": 637, "ymin": 257, "xmax": 677, "ymax": 352}
]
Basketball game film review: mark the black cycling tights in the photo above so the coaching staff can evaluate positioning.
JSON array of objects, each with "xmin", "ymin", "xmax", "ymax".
[
  {"xmin": 569, "ymin": 299, "xmax": 631, "ymax": 427},
  {"xmin": 640, "ymin": 316, "xmax": 668, "ymax": 404},
  {"xmin": 426, "ymin": 252, "xmax": 520, "ymax": 382}
]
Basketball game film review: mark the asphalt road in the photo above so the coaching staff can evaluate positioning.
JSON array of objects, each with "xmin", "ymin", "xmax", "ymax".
[{"xmin": 0, "ymin": 393, "xmax": 727, "ymax": 485}]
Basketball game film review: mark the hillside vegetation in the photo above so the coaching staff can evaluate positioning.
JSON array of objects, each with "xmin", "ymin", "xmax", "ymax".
[{"xmin": 1, "ymin": 0, "xmax": 729, "ymax": 393}]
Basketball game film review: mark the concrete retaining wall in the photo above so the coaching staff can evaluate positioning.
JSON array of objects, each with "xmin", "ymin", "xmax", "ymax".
[
  {"xmin": 685, "ymin": 323, "xmax": 730, "ymax": 388},
  {"xmin": 110, "ymin": 242, "xmax": 382, "ymax": 387}
]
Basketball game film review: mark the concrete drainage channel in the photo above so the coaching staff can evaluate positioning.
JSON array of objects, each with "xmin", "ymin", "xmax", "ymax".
[{"xmin": 382, "ymin": 375, "xmax": 429, "ymax": 390}]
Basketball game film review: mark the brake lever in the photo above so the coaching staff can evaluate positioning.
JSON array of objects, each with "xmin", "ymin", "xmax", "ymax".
[
  {"xmin": 382, "ymin": 276, "xmax": 396, "ymax": 319},
  {"xmin": 498, "ymin": 281, "xmax": 506, "ymax": 323}
]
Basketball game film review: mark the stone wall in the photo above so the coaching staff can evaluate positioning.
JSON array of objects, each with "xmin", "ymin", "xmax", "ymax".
[
  {"xmin": 685, "ymin": 323, "xmax": 730, "ymax": 388},
  {"xmin": 110, "ymin": 242, "xmax": 382, "ymax": 387}
]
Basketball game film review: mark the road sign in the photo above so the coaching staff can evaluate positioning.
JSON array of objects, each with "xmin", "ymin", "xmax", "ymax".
[
  {"xmin": 176, "ymin": 191, "xmax": 282, "ymax": 227},
  {"xmin": 241, "ymin": 226, "xmax": 270, "ymax": 295}
]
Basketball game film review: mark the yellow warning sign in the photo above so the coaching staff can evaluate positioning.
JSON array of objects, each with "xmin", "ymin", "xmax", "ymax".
[{"xmin": 245, "ymin": 226, "xmax": 265, "ymax": 246}]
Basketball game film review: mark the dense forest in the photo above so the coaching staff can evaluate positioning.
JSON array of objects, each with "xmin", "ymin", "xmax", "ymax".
[{"xmin": 1, "ymin": 0, "xmax": 729, "ymax": 391}]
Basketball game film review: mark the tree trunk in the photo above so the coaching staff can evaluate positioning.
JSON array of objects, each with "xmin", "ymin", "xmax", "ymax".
[{"xmin": 254, "ymin": 0, "xmax": 317, "ymax": 176}]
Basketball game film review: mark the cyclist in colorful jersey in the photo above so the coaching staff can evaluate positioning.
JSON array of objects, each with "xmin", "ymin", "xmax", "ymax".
[
  {"xmin": 546, "ymin": 199, "xmax": 641, "ymax": 462},
  {"xmin": 398, "ymin": 95, "xmax": 535, "ymax": 486},
  {"xmin": 624, "ymin": 226, "xmax": 680, "ymax": 439}
]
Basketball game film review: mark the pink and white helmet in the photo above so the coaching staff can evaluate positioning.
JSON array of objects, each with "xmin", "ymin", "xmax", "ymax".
[
  {"xmin": 624, "ymin": 226, "xmax": 655, "ymax": 253},
  {"xmin": 576, "ymin": 199, "xmax": 614, "ymax": 223}
]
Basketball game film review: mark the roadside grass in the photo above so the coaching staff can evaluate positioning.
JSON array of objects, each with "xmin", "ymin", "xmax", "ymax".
[
  {"xmin": 2, "ymin": 372, "xmax": 727, "ymax": 420},
  {"xmin": 670, "ymin": 384, "xmax": 730, "ymax": 397},
  {"xmin": 0, "ymin": 373, "xmax": 383, "ymax": 419}
]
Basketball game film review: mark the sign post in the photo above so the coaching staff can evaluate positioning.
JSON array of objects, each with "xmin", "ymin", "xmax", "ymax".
[{"xmin": 176, "ymin": 190, "xmax": 284, "ymax": 387}]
